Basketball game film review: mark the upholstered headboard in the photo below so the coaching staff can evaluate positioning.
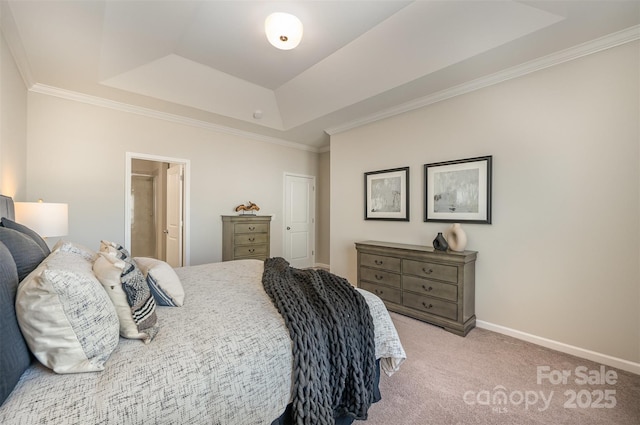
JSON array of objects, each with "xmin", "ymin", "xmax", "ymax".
[
  {"xmin": 0, "ymin": 195, "xmax": 15, "ymax": 220},
  {"xmin": 0, "ymin": 193, "xmax": 33, "ymax": 406}
]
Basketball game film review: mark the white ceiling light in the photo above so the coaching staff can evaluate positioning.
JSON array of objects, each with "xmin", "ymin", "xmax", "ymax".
[{"xmin": 265, "ymin": 12, "xmax": 303, "ymax": 50}]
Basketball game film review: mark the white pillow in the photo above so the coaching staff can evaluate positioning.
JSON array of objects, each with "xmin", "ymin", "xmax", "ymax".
[
  {"xmin": 134, "ymin": 257, "xmax": 185, "ymax": 307},
  {"xmin": 15, "ymin": 251, "xmax": 120, "ymax": 374},
  {"xmin": 93, "ymin": 253, "xmax": 159, "ymax": 343},
  {"xmin": 99, "ymin": 240, "xmax": 129, "ymax": 258},
  {"xmin": 51, "ymin": 239, "xmax": 98, "ymax": 262}
]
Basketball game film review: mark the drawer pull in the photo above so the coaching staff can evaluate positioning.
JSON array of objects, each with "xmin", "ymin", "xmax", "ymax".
[
  {"xmin": 374, "ymin": 260, "xmax": 384, "ymax": 265},
  {"xmin": 248, "ymin": 248, "xmax": 255, "ymax": 253},
  {"xmin": 422, "ymin": 267, "xmax": 434, "ymax": 275},
  {"xmin": 248, "ymin": 237, "xmax": 255, "ymax": 242},
  {"xmin": 422, "ymin": 302, "xmax": 433, "ymax": 309},
  {"xmin": 422, "ymin": 285, "xmax": 433, "ymax": 292},
  {"xmin": 375, "ymin": 274, "xmax": 384, "ymax": 280},
  {"xmin": 374, "ymin": 289, "xmax": 384, "ymax": 295},
  {"xmin": 248, "ymin": 226, "xmax": 256, "ymax": 231}
]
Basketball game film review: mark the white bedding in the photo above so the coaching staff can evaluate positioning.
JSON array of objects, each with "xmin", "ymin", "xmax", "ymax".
[{"xmin": 0, "ymin": 259, "xmax": 405, "ymax": 425}]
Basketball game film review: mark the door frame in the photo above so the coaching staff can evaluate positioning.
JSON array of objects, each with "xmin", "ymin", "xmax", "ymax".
[
  {"xmin": 125, "ymin": 152, "xmax": 191, "ymax": 266},
  {"xmin": 283, "ymin": 172, "xmax": 316, "ymax": 268}
]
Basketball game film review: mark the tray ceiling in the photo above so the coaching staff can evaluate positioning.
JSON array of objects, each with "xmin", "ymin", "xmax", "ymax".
[{"xmin": 2, "ymin": 1, "xmax": 639, "ymax": 149}]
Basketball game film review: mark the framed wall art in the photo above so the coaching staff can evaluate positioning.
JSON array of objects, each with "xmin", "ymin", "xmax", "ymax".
[
  {"xmin": 424, "ymin": 156, "xmax": 492, "ymax": 224},
  {"xmin": 364, "ymin": 167, "xmax": 409, "ymax": 221}
]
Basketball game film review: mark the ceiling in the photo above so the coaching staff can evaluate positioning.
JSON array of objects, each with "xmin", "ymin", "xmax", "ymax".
[{"xmin": 2, "ymin": 1, "xmax": 639, "ymax": 151}]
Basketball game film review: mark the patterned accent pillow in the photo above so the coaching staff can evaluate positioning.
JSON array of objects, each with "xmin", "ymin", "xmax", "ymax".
[
  {"xmin": 1, "ymin": 217, "xmax": 50, "ymax": 256},
  {"xmin": 15, "ymin": 250, "xmax": 119, "ymax": 374},
  {"xmin": 93, "ymin": 253, "xmax": 159, "ymax": 343},
  {"xmin": 134, "ymin": 257, "xmax": 185, "ymax": 307},
  {"xmin": 0, "ymin": 241, "xmax": 31, "ymax": 405},
  {"xmin": 51, "ymin": 239, "xmax": 97, "ymax": 262}
]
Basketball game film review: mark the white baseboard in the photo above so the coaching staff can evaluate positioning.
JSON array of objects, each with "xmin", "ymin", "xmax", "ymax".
[
  {"xmin": 314, "ymin": 262, "xmax": 330, "ymax": 270},
  {"xmin": 476, "ymin": 320, "xmax": 640, "ymax": 376}
]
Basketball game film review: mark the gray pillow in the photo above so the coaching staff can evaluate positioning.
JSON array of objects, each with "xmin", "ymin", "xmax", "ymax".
[
  {"xmin": 1, "ymin": 217, "xmax": 50, "ymax": 256},
  {"xmin": 0, "ymin": 241, "xmax": 31, "ymax": 405},
  {"xmin": 0, "ymin": 227, "xmax": 47, "ymax": 281}
]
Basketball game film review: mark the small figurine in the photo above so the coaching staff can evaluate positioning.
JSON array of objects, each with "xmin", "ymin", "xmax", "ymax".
[{"xmin": 235, "ymin": 201, "xmax": 260, "ymax": 215}]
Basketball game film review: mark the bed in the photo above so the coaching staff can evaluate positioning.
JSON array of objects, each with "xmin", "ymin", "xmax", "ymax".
[{"xmin": 0, "ymin": 195, "xmax": 405, "ymax": 424}]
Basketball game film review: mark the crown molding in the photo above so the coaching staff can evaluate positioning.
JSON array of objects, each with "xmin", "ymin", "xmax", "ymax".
[
  {"xmin": 29, "ymin": 84, "xmax": 320, "ymax": 154},
  {"xmin": 18, "ymin": 23, "xmax": 640, "ymax": 153},
  {"xmin": 325, "ymin": 25, "xmax": 640, "ymax": 136}
]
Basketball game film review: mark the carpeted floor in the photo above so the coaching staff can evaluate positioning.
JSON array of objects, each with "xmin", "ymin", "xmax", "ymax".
[{"xmin": 358, "ymin": 313, "xmax": 640, "ymax": 425}]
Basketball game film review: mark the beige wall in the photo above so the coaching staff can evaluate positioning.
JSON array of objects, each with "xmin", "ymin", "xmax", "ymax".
[
  {"xmin": 0, "ymin": 27, "xmax": 27, "ymax": 198},
  {"xmin": 24, "ymin": 93, "xmax": 319, "ymax": 266},
  {"xmin": 316, "ymin": 150, "xmax": 330, "ymax": 266},
  {"xmin": 330, "ymin": 41, "xmax": 640, "ymax": 364}
]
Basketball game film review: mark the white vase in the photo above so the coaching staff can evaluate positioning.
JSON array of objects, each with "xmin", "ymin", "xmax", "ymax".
[{"xmin": 445, "ymin": 223, "xmax": 467, "ymax": 252}]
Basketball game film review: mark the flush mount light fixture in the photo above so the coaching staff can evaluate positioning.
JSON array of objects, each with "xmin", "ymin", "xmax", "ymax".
[{"xmin": 265, "ymin": 12, "xmax": 303, "ymax": 50}]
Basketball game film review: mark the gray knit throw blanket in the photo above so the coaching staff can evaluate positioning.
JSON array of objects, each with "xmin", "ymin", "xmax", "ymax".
[{"xmin": 262, "ymin": 257, "xmax": 376, "ymax": 425}]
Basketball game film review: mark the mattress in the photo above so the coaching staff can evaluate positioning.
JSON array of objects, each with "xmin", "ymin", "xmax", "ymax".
[{"xmin": 0, "ymin": 259, "xmax": 405, "ymax": 424}]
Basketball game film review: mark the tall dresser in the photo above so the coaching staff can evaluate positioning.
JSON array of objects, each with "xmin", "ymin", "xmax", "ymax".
[
  {"xmin": 355, "ymin": 240, "xmax": 477, "ymax": 336},
  {"xmin": 221, "ymin": 215, "xmax": 271, "ymax": 261}
]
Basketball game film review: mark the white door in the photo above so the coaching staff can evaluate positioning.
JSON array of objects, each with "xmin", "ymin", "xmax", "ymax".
[
  {"xmin": 284, "ymin": 174, "xmax": 315, "ymax": 268},
  {"xmin": 166, "ymin": 164, "xmax": 183, "ymax": 267}
]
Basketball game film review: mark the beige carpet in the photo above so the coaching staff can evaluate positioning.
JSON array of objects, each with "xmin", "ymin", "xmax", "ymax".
[{"xmin": 359, "ymin": 313, "xmax": 640, "ymax": 425}]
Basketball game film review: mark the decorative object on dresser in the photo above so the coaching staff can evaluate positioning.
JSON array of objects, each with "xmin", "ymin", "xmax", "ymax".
[
  {"xmin": 432, "ymin": 232, "xmax": 449, "ymax": 251},
  {"xmin": 222, "ymin": 215, "xmax": 271, "ymax": 261},
  {"xmin": 364, "ymin": 167, "xmax": 409, "ymax": 221},
  {"xmin": 234, "ymin": 201, "xmax": 260, "ymax": 215},
  {"xmin": 445, "ymin": 222, "xmax": 468, "ymax": 252},
  {"xmin": 424, "ymin": 155, "xmax": 492, "ymax": 224},
  {"xmin": 355, "ymin": 240, "xmax": 477, "ymax": 336}
]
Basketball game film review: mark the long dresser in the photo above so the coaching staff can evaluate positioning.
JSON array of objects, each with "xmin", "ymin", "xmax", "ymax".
[
  {"xmin": 221, "ymin": 215, "xmax": 271, "ymax": 261},
  {"xmin": 355, "ymin": 240, "xmax": 477, "ymax": 336}
]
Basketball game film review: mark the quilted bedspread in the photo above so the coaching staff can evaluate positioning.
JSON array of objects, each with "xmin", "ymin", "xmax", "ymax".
[{"xmin": 0, "ymin": 259, "xmax": 405, "ymax": 425}]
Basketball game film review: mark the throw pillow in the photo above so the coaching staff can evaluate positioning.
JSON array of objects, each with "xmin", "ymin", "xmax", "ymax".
[
  {"xmin": 51, "ymin": 240, "xmax": 97, "ymax": 262},
  {"xmin": 15, "ymin": 250, "xmax": 120, "ymax": 374},
  {"xmin": 0, "ymin": 241, "xmax": 31, "ymax": 405},
  {"xmin": 1, "ymin": 217, "xmax": 50, "ymax": 256},
  {"xmin": 99, "ymin": 240, "xmax": 130, "ymax": 258},
  {"xmin": 0, "ymin": 227, "xmax": 47, "ymax": 281},
  {"xmin": 134, "ymin": 257, "xmax": 185, "ymax": 307},
  {"xmin": 93, "ymin": 253, "xmax": 159, "ymax": 343}
]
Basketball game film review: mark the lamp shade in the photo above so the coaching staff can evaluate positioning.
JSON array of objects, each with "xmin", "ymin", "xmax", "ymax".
[
  {"xmin": 15, "ymin": 202, "xmax": 68, "ymax": 238},
  {"xmin": 265, "ymin": 12, "xmax": 303, "ymax": 50}
]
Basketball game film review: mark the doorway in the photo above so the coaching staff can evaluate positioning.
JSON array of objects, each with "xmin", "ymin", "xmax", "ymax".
[
  {"xmin": 131, "ymin": 173, "xmax": 157, "ymax": 258},
  {"xmin": 125, "ymin": 153, "xmax": 190, "ymax": 266}
]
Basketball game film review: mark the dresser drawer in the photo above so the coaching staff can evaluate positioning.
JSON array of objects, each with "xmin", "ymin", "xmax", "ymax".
[
  {"xmin": 402, "ymin": 293, "xmax": 457, "ymax": 321},
  {"xmin": 222, "ymin": 216, "xmax": 271, "ymax": 262},
  {"xmin": 234, "ymin": 233, "xmax": 268, "ymax": 245},
  {"xmin": 356, "ymin": 241, "xmax": 476, "ymax": 336},
  {"xmin": 234, "ymin": 223, "xmax": 269, "ymax": 234},
  {"xmin": 403, "ymin": 259, "xmax": 457, "ymax": 283},
  {"xmin": 360, "ymin": 267, "xmax": 401, "ymax": 289},
  {"xmin": 360, "ymin": 253, "xmax": 401, "ymax": 272},
  {"xmin": 402, "ymin": 275, "xmax": 457, "ymax": 302},
  {"xmin": 234, "ymin": 244, "xmax": 267, "ymax": 258},
  {"xmin": 360, "ymin": 281, "xmax": 402, "ymax": 305}
]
